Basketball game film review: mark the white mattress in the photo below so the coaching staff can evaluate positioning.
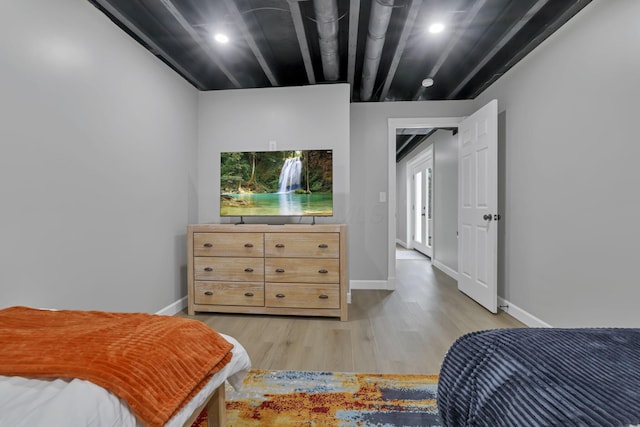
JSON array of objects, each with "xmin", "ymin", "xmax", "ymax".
[{"xmin": 0, "ymin": 334, "xmax": 251, "ymax": 427}]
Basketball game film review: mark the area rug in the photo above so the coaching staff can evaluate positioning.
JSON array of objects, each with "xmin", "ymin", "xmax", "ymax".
[{"xmin": 192, "ymin": 369, "xmax": 441, "ymax": 426}]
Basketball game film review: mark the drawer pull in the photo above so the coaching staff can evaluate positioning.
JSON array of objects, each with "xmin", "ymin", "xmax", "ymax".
[
  {"xmin": 318, "ymin": 244, "xmax": 328, "ymax": 248},
  {"xmin": 244, "ymin": 268, "xmax": 254, "ymax": 272},
  {"xmin": 203, "ymin": 243, "xmax": 213, "ymax": 248},
  {"xmin": 244, "ymin": 243, "xmax": 254, "ymax": 248},
  {"xmin": 275, "ymin": 268, "xmax": 285, "ymax": 273},
  {"xmin": 204, "ymin": 267, "xmax": 213, "ymax": 272},
  {"xmin": 275, "ymin": 293, "xmax": 285, "ymax": 298},
  {"xmin": 204, "ymin": 291, "xmax": 213, "ymax": 296},
  {"xmin": 275, "ymin": 243, "xmax": 285, "ymax": 248},
  {"xmin": 319, "ymin": 294, "xmax": 329, "ymax": 299},
  {"xmin": 244, "ymin": 292, "xmax": 254, "ymax": 297},
  {"xmin": 318, "ymin": 269, "xmax": 328, "ymax": 274}
]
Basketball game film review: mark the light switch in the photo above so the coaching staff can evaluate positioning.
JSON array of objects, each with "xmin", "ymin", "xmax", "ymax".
[
  {"xmin": 379, "ymin": 192, "xmax": 387, "ymax": 203},
  {"xmin": 269, "ymin": 140, "xmax": 277, "ymax": 151}
]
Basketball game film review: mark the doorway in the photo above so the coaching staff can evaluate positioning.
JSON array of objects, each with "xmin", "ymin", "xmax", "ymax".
[
  {"xmin": 408, "ymin": 149, "xmax": 433, "ymax": 258},
  {"xmin": 387, "ymin": 117, "xmax": 461, "ymax": 290},
  {"xmin": 387, "ymin": 100, "xmax": 498, "ymax": 314}
]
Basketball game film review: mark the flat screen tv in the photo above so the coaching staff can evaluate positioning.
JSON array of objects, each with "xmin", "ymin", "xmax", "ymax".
[{"xmin": 220, "ymin": 149, "xmax": 333, "ymax": 217}]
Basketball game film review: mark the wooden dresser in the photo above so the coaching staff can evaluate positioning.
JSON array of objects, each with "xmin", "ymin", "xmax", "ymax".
[{"xmin": 187, "ymin": 223, "xmax": 348, "ymax": 321}]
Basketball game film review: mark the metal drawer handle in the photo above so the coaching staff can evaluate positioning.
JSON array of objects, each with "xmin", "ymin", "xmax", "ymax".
[
  {"xmin": 203, "ymin": 243, "xmax": 213, "ymax": 247},
  {"xmin": 318, "ymin": 269, "xmax": 328, "ymax": 274},
  {"xmin": 244, "ymin": 292, "xmax": 254, "ymax": 297},
  {"xmin": 318, "ymin": 244, "xmax": 328, "ymax": 248},
  {"xmin": 275, "ymin": 243, "xmax": 285, "ymax": 248},
  {"xmin": 275, "ymin": 268, "xmax": 285, "ymax": 273},
  {"xmin": 319, "ymin": 294, "xmax": 329, "ymax": 299},
  {"xmin": 244, "ymin": 243, "xmax": 253, "ymax": 248},
  {"xmin": 275, "ymin": 293, "xmax": 285, "ymax": 298},
  {"xmin": 244, "ymin": 268, "xmax": 254, "ymax": 272},
  {"xmin": 204, "ymin": 267, "xmax": 213, "ymax": 272},
  {"xmin": 204, "ymin": 291, "xmax": 213, "ymax": 296}
]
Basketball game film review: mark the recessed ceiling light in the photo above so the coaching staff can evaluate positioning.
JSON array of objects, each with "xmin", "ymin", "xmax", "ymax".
[
  {"xmin": 422, "ymin": 78, "xmax": 434, "ymax": 88},
  {"xmin": 428, "ymin": 23, "xmax": 445, "ymax": 34},
  {"xmin": 213, "ymin": 33, "xmax": 229, "ymax": 44}
]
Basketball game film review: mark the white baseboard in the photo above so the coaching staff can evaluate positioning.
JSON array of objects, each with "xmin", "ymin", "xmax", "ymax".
[
  {"xmin": 432, "ymin": 260, "xmax": 459, "ymax": 281},
  {"xmin": 498, "ymin": 297, "xmax": 552, "ymax": 328},
  {"xmin": 156, "ymin": 296, "xmax": 187, "ymax": 316},
  {"xmin": 155, "ymin": 289, "xmax": 550, "ymax": 328},
  {"xmin": 350, "ymin": 280, "xmax": 393, "ymax": 290}
]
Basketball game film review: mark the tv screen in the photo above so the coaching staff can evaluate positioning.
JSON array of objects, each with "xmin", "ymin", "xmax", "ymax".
[{"xmin": 220, "ymin": 150, "xmax": 333, "ymax": 217}]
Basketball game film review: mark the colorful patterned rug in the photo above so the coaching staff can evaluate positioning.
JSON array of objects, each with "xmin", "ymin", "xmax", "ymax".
[{"xmin": 192, "ymin": 369, "xmax": 441, "ymax": 426}]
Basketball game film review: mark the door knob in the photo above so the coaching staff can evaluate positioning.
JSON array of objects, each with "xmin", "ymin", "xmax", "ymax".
[{"xmin": 483, "ymin": 214, "xmax": 492, "ymax": 221}]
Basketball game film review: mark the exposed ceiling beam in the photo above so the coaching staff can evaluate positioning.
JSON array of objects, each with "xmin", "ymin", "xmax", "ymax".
[
  {"xmin": 91, "ymin": 0, "xmax": 207, "ymax": 90},
  {"xmin": 396, "ymin": 134, "xmax": 420, "ymax": 156},
  {"xmin": 158, "ymin": 0, "xmax": 241, "ymax": 88},
  {"xmin": 447, "ymin": 0, "xmax": 550, "ymax": 99},
  {"xmin": 313, "ymin": 0, "xmax": 340, "ymax": 81},
  {"xmin": 413, "ymin": 0, "xmax": 485, "ymax": 100},
  {"xmin": 347, "ymin": 0, "xmax": 361, "ymax": 98},
  {"xmin": 222, "ymin": 0, "xmax": 278, "ymax": 86},
  {"xmin": 396, "ymin": 129, "xmax": 438, "ymax": 161},
  {"xmin": 379, "ymin": 0, "xmax": 422, "ymax": 102},
  {"xmin": 288, "ymin": 1, "xmax": 316, "ymax": 84},
  {"xmin": 360, "ymin": 0, "xmax": 395, "ymax": 101}
]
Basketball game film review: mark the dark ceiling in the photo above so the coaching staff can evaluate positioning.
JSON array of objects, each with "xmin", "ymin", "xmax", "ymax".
[{"xmin": 88, "ymin": 0, "xmax": 590, "ymax": 158}]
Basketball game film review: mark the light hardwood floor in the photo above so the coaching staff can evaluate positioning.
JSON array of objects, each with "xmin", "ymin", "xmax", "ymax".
[{"xmin": 179, "ymin": 252, "xmax": 524, "ymax": 374}]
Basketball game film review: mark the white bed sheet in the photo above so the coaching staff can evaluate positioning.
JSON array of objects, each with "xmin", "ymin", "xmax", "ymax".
[{"xmin": 0, "ymin": 334, "xmax": 251, "ymax": 427}]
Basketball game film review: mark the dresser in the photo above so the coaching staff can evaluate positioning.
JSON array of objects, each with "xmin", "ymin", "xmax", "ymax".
[{"xmin": 187, "ymin": 223, "xmax": 348, "ymax": 321}]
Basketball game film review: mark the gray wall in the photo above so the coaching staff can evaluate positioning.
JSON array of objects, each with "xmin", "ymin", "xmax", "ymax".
[
  {"xmin": 432, "ymin": 130, "xmax": 458, "ymax": 273},
  {"xmin": 475, "ymin": 0, "xmax": 640, "ymax": 327},
  {"xmin": 350, "ymin": 101, "xmax": 474, "ymax": 283},
  {"xmin": 396, "ymin": 130, "xmax": 458, "ymax": 274},
  {"xmin": 196, "ymin": 84, "xmax": 350, "ymax": 226},
  {"xmin": 0, "ymin": 0, "xmax": 198, "ymax": 312}
]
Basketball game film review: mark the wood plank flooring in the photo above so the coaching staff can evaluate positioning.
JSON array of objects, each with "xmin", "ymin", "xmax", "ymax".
[{"xmin": 178, "ymin": 252, "xmax": 525, "ymax": 374}]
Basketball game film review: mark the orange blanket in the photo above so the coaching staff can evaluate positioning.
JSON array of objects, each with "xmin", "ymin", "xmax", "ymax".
[{"xmin": 0, "ymin": 306, "xmax": 233, "ymax": 427}]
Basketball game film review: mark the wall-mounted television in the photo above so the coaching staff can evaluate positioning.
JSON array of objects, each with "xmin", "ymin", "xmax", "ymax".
[{"xmin": 220, "ymin": 149, "xmax": 333, "ymax": 217}]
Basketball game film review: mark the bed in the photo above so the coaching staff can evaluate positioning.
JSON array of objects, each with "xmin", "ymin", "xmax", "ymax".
[
  {"xmin": 0, "ymin": 306, "xmax": 252, "ymax": 427},
  {"xmin": 437, "ymin": 328, "xmax": 640, "ymax": 427}
]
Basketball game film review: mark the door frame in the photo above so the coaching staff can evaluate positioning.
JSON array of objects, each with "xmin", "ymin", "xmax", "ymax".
[
  {"xmin": 387, "ymin": 117, "xmax": 462, "ymax": 290},
  {"xmin": 406, "ymin": 146, "xmax": 433, "ymax": 257}
]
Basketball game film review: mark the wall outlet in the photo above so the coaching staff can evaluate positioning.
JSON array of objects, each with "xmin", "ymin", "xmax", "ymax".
[{"xmin": 269, "ymin": 140, "xmax": 277, "ymax": 151}]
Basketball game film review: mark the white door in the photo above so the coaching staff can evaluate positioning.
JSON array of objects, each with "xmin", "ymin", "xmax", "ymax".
[
  {"xmin": 458, "ymin": 99, "xmax": 498, "ymax": 313},
  {"xmin": 411, "ymin": 158, "xmax": 433, "ymax": 257}
]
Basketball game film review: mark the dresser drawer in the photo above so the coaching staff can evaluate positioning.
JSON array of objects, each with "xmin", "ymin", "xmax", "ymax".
[
  {"xmin": 265, "ymin": 283, "xmax": 339, "ymax": 309},
  {"xmin": 265, "ymin": 258, "xmax": 339, "ymax": 283},
  {"xmin": 194, "ymin": 232, "xmax": 264, "ymax": 257},
  {"xmin": 195, "ymin": 281, "xmax": 264, "ymax": 306},
  {"xmin": 264, "ymin": 233, "xmax": 339, "ymax": 258},
  {"xmin": 194, "ymin": 257, "xmax": 264, "ymax": 281}
]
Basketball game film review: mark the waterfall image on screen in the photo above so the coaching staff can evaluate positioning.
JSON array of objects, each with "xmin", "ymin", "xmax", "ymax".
[
  {"xmin": 220, "ymin": 150, "xmax": 333, "ymax": 217},
  {"xmin": 278, "ymin": 157, "xmax": 302, "ymax": 193}
]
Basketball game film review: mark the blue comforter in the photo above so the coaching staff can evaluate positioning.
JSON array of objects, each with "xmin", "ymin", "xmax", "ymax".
[{"xmin": 437, "ymin": 328, "xmax": 640, "ymax": 427}]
